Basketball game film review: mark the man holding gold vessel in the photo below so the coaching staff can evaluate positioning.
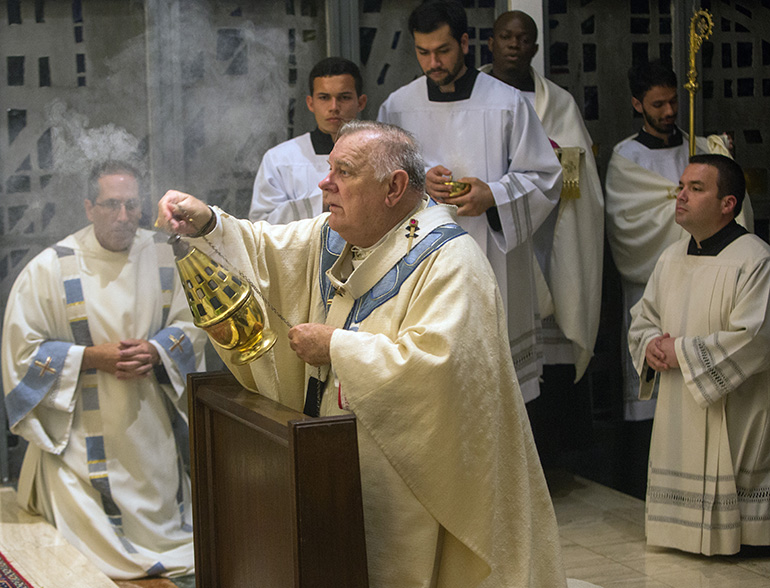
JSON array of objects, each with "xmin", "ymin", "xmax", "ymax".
[
  {"xmin": 157, "ymin": 120, "xmax": 568, "ymax": 588},
  {"xmin": 377, "ymin": 0, "xmax": 563, "ymax": 404}
]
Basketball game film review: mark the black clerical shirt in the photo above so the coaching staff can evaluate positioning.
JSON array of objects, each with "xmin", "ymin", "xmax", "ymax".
[
  {"xmin": 634, "ymin": 125, "xmax": 684, "ymax": 149},
  {"xmin": 687, "ymin": 219, "xmax": 748, "ymax": 256},
  {"xmin": 310, "ymin": 127, "xmax": 335, "ymax": 155}
]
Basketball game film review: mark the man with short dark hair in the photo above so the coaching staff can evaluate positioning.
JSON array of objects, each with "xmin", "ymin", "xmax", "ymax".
[
  {"xmin": 2, "ymin": 160, "xmax": 207, "ymax": 579},
  {"xmin": 158, "ymin": 120, "xmax": 568, "ymax": 588},
  {"xmin": 605, "ymin": 60, "xmax": 753, "ymax": 421},
  {"xmin": 248, "ymin": 57, "xmax": 367, "ymax": 223},
  {"xmin": 378, "ymin": 0, "xmax": 562, "ymax": 402},
  {"xmin": 628, "ymin": 154, "xmax": 770, "ymax": 555}
]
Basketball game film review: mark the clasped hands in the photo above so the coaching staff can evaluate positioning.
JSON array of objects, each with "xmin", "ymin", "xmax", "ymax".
[
  {"xmin": 83, "ymin": 339, "xmax": 160, "ymax": 380},
  {"xmin": 426, "ymin": 165, "xmax": 495, "ymax": 217},
  {"xmin": 645, "ymin": 333, "xmax": 679, "ymax": 372}
]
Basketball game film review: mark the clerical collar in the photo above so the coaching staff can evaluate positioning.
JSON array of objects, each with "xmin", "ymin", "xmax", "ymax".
[
  {"xmin": 310, "ymin": 127, "xmax": 335, "ymax": 155},
  {"xmin": 634, "ymin": 125, "xmax": 683, "ymax": 149},
  {"xmin": 687, "ymin": 219, "xmax": 748, "ymax": 256},
  {"xmin": 427, "ymin": 67, "xmax": 479, "ymax": 102}
]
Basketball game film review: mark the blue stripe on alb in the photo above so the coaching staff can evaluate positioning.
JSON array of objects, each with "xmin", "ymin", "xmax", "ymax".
[
  {"xmin": 63, "ymin": 278, "xmax": 85, "ymax": 305},
  {"xmin": 317, "ymin": 222, "xmax": 466, "ymax": 328},
  {"xmin": 86, "ymin": 436, "xmax": 106, "ymax": 462},
  {"xmin": 5, "ymin": 340, "xmax": 73, "ymax": 428},
  {"xmin": 346, "ymin": 225, "xmax": 465, "ymax": 326},
  {"xmin": 81, "ymin": 387, "xmax": 99, "ymax": 411},
  {"xmin": 159, "ymin": 267, "xmax": 175, "ymax": 292}
]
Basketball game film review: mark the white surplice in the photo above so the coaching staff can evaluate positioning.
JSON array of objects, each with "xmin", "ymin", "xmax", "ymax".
[
  {"xmin": 2, "ymin": 227, "xmax": 207, "ymax": 579},
  {"xmin": 248, "ymin": 131, "xmax": 327, "ymax": 224},
  {"xmin": 377, "ymin": 73, "xmax": 562, "ymax": 402}
]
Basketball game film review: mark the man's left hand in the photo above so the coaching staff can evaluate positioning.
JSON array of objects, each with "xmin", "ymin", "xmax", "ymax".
[
  {"xmin": 116, "ymin": 339, "xmax": 161, "ymax": 380},
  {"xmin": 441, "ymin": 177, "xmax": 495, "ymax": 217},
  {"xmin": 288, "ymin": 323, "xmax": 335, "ymax": 366}
]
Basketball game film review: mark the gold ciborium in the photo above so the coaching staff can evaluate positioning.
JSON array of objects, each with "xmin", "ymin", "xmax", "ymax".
[{"xmin": 170, "ymin": 236, "xmax": 276, "ymax": 365}]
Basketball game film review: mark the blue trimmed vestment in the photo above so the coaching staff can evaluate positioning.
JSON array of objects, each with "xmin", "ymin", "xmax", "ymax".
[{"xmin": 2, "ymin": 226, "xmax": 207, "ymax": 580}]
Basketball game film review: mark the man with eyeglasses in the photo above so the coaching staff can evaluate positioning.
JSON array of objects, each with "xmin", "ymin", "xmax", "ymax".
[{"xmin": 2, "ymin": 160, "xmax": 207, "ymax": 580}]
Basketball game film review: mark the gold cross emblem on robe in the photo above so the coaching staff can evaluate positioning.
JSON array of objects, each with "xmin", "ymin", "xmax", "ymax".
[
  {"xmin": 34, "ymin": 356, "xmax": 57, "ymax": 377},
  {"xmin": 169, "ymin": 334, "xmax": 186, "ymax": 353}
]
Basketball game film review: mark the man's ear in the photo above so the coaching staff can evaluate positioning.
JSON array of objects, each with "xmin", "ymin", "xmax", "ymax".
[
  {"xmin": 721, "ymin": 194, "xmax": 737, "ymax": 216},
  {"xmin": 84, "ymin": 199, "xmax": 95, "ymax": 223},
  {"xmin": 631, "ymin": 96, "xmax": 643, "ymax": 115},
  {"xmin": 306, "ymin": 94, "xmax": 315, "ymax": 114},
  {"xmin": 384, "ymin": 169, "xmax": 410, "ymax": 208},
  {"xmin": 460, "ymin": 32, "xmax": 470, "ymax": 55},
  {"xmin": 357, "ymin": 93, "xmax": 368, "ymax": 112}
]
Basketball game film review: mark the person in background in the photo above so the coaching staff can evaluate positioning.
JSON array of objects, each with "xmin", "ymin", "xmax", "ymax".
[
  {"xmin": 249, "ymin": 57, "xmax": 367, "ymax": 224},
  {"xmin": 629, "ymin": 154, "xmax": 770, "ymax": 556},
  {"xmin": 483, "ymin": 10, "xmax": 604, "ymax": 467},
  {"xmin": 378, "ymin": 0, "xmax": 562, "ymax": 403}
]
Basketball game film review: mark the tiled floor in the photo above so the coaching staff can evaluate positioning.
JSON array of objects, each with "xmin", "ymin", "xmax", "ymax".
[
  {"xmin": 549, "ymin": 471, "xmax": 770, "ymax": 587},
  {"xmin": 2, "ymin": 475, "xmax": 769, "ymax": 587}
]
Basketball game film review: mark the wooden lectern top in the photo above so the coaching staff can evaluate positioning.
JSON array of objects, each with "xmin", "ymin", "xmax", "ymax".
[{"xmin": 188, "ymin": 371, "xmax": 368, "ymax": 588}]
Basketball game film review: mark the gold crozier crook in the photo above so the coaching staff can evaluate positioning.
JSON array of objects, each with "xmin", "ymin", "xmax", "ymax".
[{"xmin": 685, "ymin": 9, "xmax": 714, "ymax": 157}]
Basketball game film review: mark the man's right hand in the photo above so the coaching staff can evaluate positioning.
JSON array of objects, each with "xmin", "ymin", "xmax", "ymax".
[
  {"xmin": 645, "ymin": 333, "xmax": 676, "ymax": 372},
  {"xmin": 426, "ymin": 165, "xmax": 454, "ymax": 201},
  {"xmin": 156, "ymin": 190, "xmax": 212, "ymax": 236}
]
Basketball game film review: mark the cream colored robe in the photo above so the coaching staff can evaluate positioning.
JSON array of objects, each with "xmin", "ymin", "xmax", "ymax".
[
  {"xmin": 476, "ymin": 65, "xmax": 603, "ymax": 380},
  {"xmin": 2, "ymin": 227, "xmax": 208, "ymax": 579},
  {"xmin": 193, "ymin": 203, "xmax": 567, "ymax": 588},
  {"xmin": 530, "ymin": 68, "xmax": 604, "ymax": 379},
  {"xmin": 628, "ymin": 233, "xmax": 770, "ymax": 555}
]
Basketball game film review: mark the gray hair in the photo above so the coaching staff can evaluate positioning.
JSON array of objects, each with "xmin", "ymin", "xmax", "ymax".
[
  {"xmin": 87, "ymin": 159, "xmax": 143, "ymax": 202},
  {"xmin": 337, "ymin": 120, "xmax": 426, "ymax": 194}
]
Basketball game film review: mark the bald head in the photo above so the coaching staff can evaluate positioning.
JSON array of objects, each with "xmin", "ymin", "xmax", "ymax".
[{"xmin": 488, "ymin": 10, "xmax": 539, "ymax": 90}]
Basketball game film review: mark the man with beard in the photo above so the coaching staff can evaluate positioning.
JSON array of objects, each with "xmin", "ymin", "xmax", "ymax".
[
  {"xmin": 605, "ymin": 60, "xmax": 752, "ymax": 423},
  {"xmin": 377, "ymin": 0, "xmax": 562, "ymax": 403}
]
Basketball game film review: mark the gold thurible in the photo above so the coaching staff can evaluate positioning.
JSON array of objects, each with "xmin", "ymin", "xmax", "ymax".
[
  {"xmin": 685, "ymin": 9, "xmax": 714, "ymax": 157},
  {"xmin": 170, "ymin": 236, "xmax": 276, "ymax": 365}
]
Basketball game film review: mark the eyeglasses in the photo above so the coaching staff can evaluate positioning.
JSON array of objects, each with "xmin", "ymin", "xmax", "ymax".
[{"xmin": 93, "ymin": 199, "xmax": 141, "ymax": 213}]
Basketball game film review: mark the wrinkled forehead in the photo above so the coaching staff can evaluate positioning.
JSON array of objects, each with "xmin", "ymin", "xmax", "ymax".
[{"xmin": 330, "ymin": 132, "xmax": 378, "ymax": 168}]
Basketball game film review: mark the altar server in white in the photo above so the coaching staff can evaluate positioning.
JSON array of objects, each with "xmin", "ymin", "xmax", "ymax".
[
  {"xmin": 158, "ymin": 121, "xmax": 568, "ymax": 588},
  {"xmin": 378, "ymin": 0, "xmax": 562, "ymax": 401},
  {"xmin": 606, "ymin": 60, "xmax": 753, "ymax": 421},
  {"xmin": 629, "ymin": 154, "xmax": 770, "ymax": 555},
  {"xmin": 248, "ymin": 57, "xmax": 367, "ymax": 224},
  {"xmin": 483, "ymin": 9, "xmax": 603, "ymax": 383},
  {"xmin": 2, "ymin": 161, "xmax": 207, "ymax": 580}
]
